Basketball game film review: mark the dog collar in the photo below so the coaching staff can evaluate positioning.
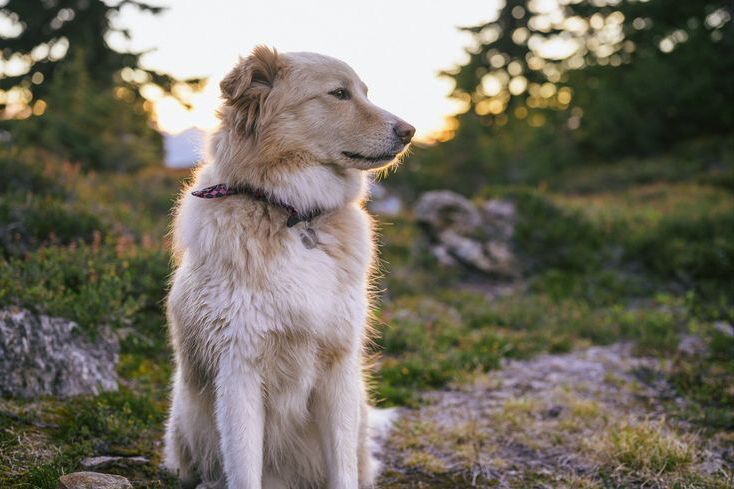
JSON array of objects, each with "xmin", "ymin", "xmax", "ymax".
[{"xmin": 191, "ymin": 183, "xmax": 322, "ymax": 227}]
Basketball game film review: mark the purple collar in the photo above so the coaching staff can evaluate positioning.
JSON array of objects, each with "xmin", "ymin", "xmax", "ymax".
[{"xmin": 191, "ymin": 183, "xmax": 321, "ymax": 227}]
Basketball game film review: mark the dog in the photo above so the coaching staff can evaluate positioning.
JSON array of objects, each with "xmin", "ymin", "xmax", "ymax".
[{"xmin": 163, "ymin": 46, "xmax": 414, "ymax": 489}]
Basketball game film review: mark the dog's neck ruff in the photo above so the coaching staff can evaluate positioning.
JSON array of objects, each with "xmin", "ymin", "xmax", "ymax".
[{"xmin": 192, "ymin": 183, "xmax": 322, "ymax": 227}]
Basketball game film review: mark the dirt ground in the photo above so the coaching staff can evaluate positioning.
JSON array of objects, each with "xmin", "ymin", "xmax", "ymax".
[{"xmin": 378, "ymin": 343, "xmax": 733, "ymax": 488}]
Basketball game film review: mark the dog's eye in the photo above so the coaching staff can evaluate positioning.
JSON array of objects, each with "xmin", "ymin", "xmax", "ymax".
[{"xmin": 329, "ymin": 88, "xmax": 351, "ymax": 100}]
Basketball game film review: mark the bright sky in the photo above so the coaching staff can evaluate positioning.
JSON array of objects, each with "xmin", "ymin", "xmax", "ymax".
[{"xmin": 114, "ymin": 0, "xmax": 500, "ymax": 140}]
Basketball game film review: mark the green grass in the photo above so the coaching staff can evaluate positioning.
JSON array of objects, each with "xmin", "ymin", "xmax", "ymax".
[
  {"xmin": 373, "ymin": 165, "xmax": 734, "ymax": 417},
  {"xmin": 668, "ymin": 328, "xmax": 734, "ymax": 430},
  {"xmin": 547, "ymin": 137, "xmax": 734, "ymax": 194},
  {"xmin": 373, "ymin": 289, "xmax": 708, "ymax": 405}
]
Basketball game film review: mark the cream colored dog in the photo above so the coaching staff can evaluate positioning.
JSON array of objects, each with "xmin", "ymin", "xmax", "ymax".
[{"xmin": 163, "ymin": 46, "xmax": 414, "ymax": 489}]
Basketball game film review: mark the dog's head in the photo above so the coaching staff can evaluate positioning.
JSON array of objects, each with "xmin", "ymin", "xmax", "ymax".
[{"xmin": 219, "ymin": 46, "xmax": 415, "ymax": 171}]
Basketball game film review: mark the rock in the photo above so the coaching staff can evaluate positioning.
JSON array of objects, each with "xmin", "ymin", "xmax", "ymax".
[
  {"xmin": 713, "ymin": 321, "xmax": 734, "ymax": 337},
  {"xmin": 414, "ymin": 190, "xmax": 518, "ymax": 278},
  {"xmin": 485, "ymin": 241, "xmax": 516, "ymax": 276},
  {"xmin": 0, "ymin": 308, "xmax": 118, "ymax": 399},
  {"xmin": 438, "ymin": 230, "xmax": 495, "ymax": 273},
  {"xmin": 415, "ymin": 190, "xmax": 483, "ymax": 234},
  {"xmin": 697, "ymin": 456, "xmax": 724, "ymax": 475},
  {"xmin": 382, "ymin": 343, "xmax": 673, "ymax": 484},
  {"xmin": 480, "ymin": 199, "xmax": 516, "ymax": 241},
  {"xmin": 80, "ymin": 455, "xmax": 149, "ymax": 470},
  {"xmin": 430, "ymin": 244, "xmax": 458, "ymax": 267},
  {"xmin": 546, "ymin": 405, "xmax": 563, "ymax": 418},
  {"xmin": 677, "ymin": 334, "xmax": 707, "ymax": 357},
  {"xmin": 58, "ymin": 472, "xmax": 132, "ymax": 489}
]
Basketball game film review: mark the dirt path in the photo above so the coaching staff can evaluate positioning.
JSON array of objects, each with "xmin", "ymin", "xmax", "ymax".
[{"xmin": 378, "ymin": 343, "xmax": 731, "ymax": 488}]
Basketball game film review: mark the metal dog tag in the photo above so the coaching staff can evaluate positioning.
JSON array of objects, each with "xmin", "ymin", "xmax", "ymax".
[{"xmin": 300, "ymin": 227, "xmax": 318, "ymax": 249}]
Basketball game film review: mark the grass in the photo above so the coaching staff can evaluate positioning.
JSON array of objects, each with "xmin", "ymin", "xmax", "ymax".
[
  {"xmin": 387, "ymin": 382, "xmax": 729, "ymax": 488},
  {"xmin": 373, "ymin": 289, "xmax": 709, "ymax": 406},
  {"xmin": 603, "ymin": 420, "xmax": 695, "ymax": 473},
  {"xmin": 668, "ymin": 327, "xmax": 734, "ymax": 430},
  {"xmin": 1, "ymin": 143, "xmax": 733, "ymax": 486}
]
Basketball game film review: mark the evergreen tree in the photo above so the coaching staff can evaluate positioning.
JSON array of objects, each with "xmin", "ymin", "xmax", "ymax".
[
  {"xmin": 13, "ymin": 49, "xmax": 164, "ymax": 172},
  {"xmin": 448, "ymin": 0, "xmax": 733, "ymax": 157},
  {"xmin": 0, "ymin": 0, "xmax": 200, "ymax": 108},
  {"xmin": 0, "ymin": 0, "xmax": 203, "ymax": 170},
  {"xmin": 389, "ymin": 0, "xmax": 733, "ymax": 194}
]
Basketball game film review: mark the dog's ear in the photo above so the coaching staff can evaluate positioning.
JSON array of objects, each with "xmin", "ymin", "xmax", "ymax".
[{"xmin": 220, "ymin": 45, "xmax": 282, "ymax": 135}]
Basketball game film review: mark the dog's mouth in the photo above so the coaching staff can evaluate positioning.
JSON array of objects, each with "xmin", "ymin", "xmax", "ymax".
[{"xmin": 342, "ymin": 151, "xmax": 399, "ymax": 163}]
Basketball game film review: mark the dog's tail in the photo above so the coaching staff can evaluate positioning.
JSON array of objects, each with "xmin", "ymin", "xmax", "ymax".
[
  {"xmin": 363, "ymin": 406, "xmax": 399, "ymax": 483},
  {"xmin": 368, "ymin": 407, "xmax": 399, "ymax": 441}
]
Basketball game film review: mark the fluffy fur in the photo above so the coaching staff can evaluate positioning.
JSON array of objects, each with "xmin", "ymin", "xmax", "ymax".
[{"xmin": 163, "ymin": 46, "xmax": 414, "ymax": 489}]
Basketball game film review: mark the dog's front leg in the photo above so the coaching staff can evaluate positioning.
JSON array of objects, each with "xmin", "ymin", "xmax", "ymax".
[
  {"xmin": 215, "ymin": 346, "xmax": 264, "ymax": 489},
  {"xmin": 314, "ymin": 353, "xmax": 361, "ymax": 489}
]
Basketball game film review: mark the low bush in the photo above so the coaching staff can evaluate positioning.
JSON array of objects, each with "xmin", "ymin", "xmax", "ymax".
[
  {"xmin": 630, "ymin": 213, "xmax": 734, "ymax": 289},
  {"xmin": 480, "ymin": 187, "xmax": 606, "ymax": 274},
  {"xmin": 0, "ymin": 196, "xmax": 106, "ymax": 256},
  {"xmin": 0, "ymin": 150, "xmax": 67, "ymax": 198},
  {"xmin": 0, "ymin": 243, "xmax": 169, "ymax": 334}
]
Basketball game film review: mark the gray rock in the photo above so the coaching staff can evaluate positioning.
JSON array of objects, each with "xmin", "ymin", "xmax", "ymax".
[
  {"xmin": 0, "ymin": 308, "xmax": 118, "ymax": 399},
  {"xmin": 487, "ymin": 240, "xmax": 516, "ymax": 274},
  {"xmin": 438, "ymin": 230, "xmax": 496, "ymax": 273},
  {"xmin": 481, "ymin": 199, "xmax": 516, "ymax": 241},
  {"xmin": 415, "ymin": 190, "xmax": 483, "ymax": 234},
  {"xmin": 697, "ymin": 456, "xmax": 724, "ymax": 475},
  {"xmin": 677, "ymin": 334, "xmax": 707, "ymax": 357},
  {"xmin": 414, "ymin": 191, "xmax": 518, "ymax": 277},
  {"xmin": 58, "ymin": 472, "xmax": 132, "ymax": 489},
  {"xmin": 713, "ymin": 321, "xmax": 734, "ymax": 337},
  {"xmin": 80, "ymin": 455, "xmax": 149, "ymax": 470}
]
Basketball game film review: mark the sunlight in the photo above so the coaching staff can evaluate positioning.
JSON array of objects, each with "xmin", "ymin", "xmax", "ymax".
[
  {"xmin": 153, "ymin": 80, "xmax": 221, "ymax": 134},
  {"xmin": 114, "ymin": 0, "xmax": 501, "ymax": 141}
]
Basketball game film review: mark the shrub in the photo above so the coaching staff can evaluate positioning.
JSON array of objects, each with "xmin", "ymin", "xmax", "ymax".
[
  {"xmin": 0, "ymin": 150, "xmax": 67, "ymax": 198},
  {"xmin": 479, "ymin": 187, "xmax": 606, "ymax": 274},
  {"xmin": 0, "ymin": 150, "xmax": 107, "ymax": 256},
  {"xmin": 0, "ymin": 243, "xmax": 169, "ymax": 334},
  {"xmin": 630, "ymin": 213, "xmax": 734, "ymax": 289},
  {"xmin": 0, "ymin": 196, "xmax": 106, "ymax": 256}
]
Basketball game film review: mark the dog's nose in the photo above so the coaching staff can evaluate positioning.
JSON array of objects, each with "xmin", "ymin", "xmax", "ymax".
[{"xmin": 393, "ymin": 120, "xmax": 416, "ymax": 144}]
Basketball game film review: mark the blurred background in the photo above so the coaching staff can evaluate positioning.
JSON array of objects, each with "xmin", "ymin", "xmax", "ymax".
[{"xmin": 1, "ymin": 1, "xmax": 732, "ymax": 488}]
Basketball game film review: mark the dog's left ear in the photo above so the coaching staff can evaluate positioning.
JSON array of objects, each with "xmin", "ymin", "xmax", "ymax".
[{"xmin": 220, "ymin": 45, "xmax": 282, "ymax": 135}]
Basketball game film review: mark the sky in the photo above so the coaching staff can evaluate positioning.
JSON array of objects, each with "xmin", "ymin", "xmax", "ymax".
[{"xmin": 114, "ymin": 0, "xmax": 501, "ymax": 140}]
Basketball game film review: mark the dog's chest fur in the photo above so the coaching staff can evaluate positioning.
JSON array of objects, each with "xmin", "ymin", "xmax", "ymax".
[{"xmin": 169, "ymin": 190, "xmax": 373, "ymax": 389}]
